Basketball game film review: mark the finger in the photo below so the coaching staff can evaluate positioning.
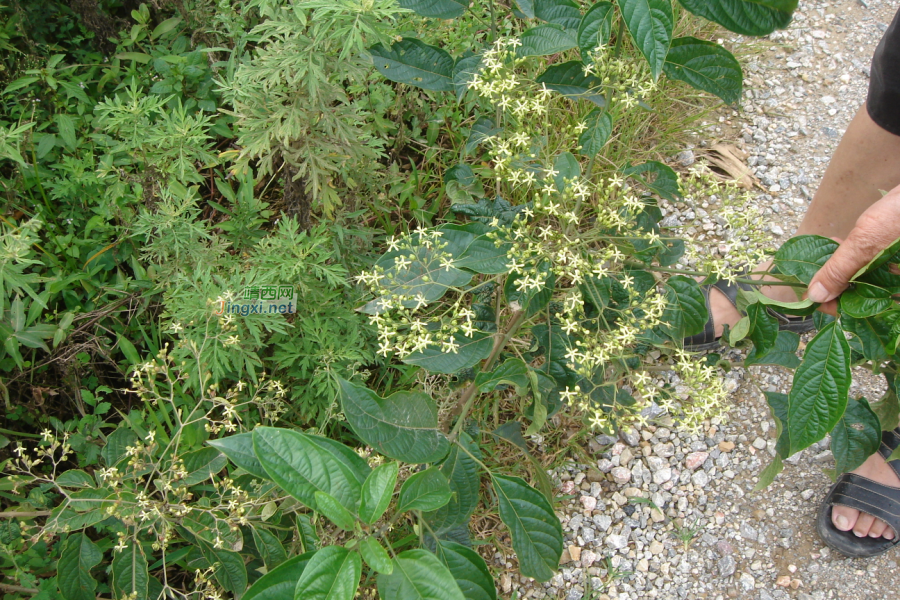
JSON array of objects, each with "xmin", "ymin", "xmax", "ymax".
[{"xmin": 808, "ymin": 227, "xmax": 898, "ymax": 304}]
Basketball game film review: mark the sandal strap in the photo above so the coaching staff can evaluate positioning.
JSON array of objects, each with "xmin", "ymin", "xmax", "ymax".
[
  {"xmin": 828, "ymin": 472, "xmax": 900, "ymax": 533},
  {"xmin": 683, "ymin": 278, "xmax": 752, "ymax": 348}
]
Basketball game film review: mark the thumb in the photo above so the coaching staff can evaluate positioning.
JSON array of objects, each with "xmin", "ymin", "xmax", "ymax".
[{"xmin": 807, "ymin": 237, "xmax": 876, "ymax": 303}]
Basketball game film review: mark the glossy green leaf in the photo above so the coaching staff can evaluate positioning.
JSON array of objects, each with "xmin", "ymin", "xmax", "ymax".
[
  {"xmin": 252, "ymin": 529, "xmax": 287, "ymax": 569},
  {"xmin": 773, "ymin": 235, "xmax": 839, "ymax": 285},
  {"xmin": 842, "ymin": 313, "xmax": 892, "ymax": 362},
  {"xmin": 58, "ymin": 533, "xmax": 102, "ymax": 600},
  {"xmin": 102, "ymin": 427, "xmax": 139, "ymax": 466},
  {"xmin": 663, "ymin": 37, "xmax": 742, "ymax": 104},
  {"xmin": 56, "ymin": 469, "xmax": 95, "ymax": 489},
  {"xmin": 474, "ymin": 358, "xmax": 530, "ymax": 393},
  {"xmin": 553, "ymin": 152, "xmax": 581, "ymax": 192},
  {"xmin": 453, "ymin": 53, "xmax": 484, "ymax": 101},
  {"xmin": 359, "ymin": 537, "xmax": 393, "ymax": 575},
  {"xmin": 199, "ymin": 542, "xmax": 247, "ymax": 598},
  {"xmin": 578, "ymin": 108, "xmax": 613, "ymax": 157},
  {"xmin": 839, "ymin": 283, "xmax": 894, "ymax": 318},
  {"xmin": 534, "ymin": 0, "xmax": 581, "ymax": 30},
  {"xmin": 244, "ymin": 553, "xmax": 313, "ymax": 600},
  {"xmin": 181, "ymin": 446, "xmax": 227, "ymax": 486},
  {"xmin": 676, "ymin": 0, "xmax": 793, "ymax": 36},
  {"xmin": 454, "ymin": 235, "xmax": 510, "ymax": 274},
  {"xmin": 753, "ymin": 454, "xmax": 783, "ymax": 491},
  {"xmin": 424, "ymin": 433, "xmax": 482, "ymax": 532},
  {"xmin": 737, "ymin": 288, "xmax": 817, "ymax": 316},
  {"xmin": 621, "ymin": 161, "xmax": 681, "ymax": 201},
  {"xmin": 313, "ymin": 491, "xmax": 356, "ymax": 531},
  {"xmin": 111, "ymin": 543, "xmax": 149, "ymax": 600},
  {"xmin": 535, "ymin": 61, "xmax": 605, "ymax": 106},
  {"xmin": 376, "ymin": 550, "xmax": 466, "ymax": 600},
  {"xmin": 370, "ymin": 39, "xmax": 455, "ymax": 91},
  {"xmin": 301, "ymin": 435, "xmax": 371, "ymax": 487},
  {"xmin": 617, "ymin": 0, "xmax": 674, "ymax": 80},
  {"xmin": 784, "ymin": 322, "xmax": 851, "ymax": 455},
  {"xmin": 505, "ymin": 267, "xmax": 556, "ymax": 318},
  {"xmin": 252, "ymin": 427, "xmax": 361, "ymax": 510},
  {"xmin": 660, "ymin": 275, "xmax": 708, "ymax": 339},
  {"xmin": 852, "ymin": 236, "xmax": 900, "ymax": 281},
  {"xmin": 433, "ymin": 541, "xmax": 497, "ymax": 600},
  {"xmin": 402, "ymin": 331, "xmax": 494, "ymax": 373},
  {"xmin": 492, "ymin": 474, "xmax": 563, "ymax": 582},
  {"xmin": 465, "ymin": 117, "xmax": 500, "ymax": 155},
  {"xmin": 360, "ymin": 462, "xmax": 399, "ymax": 525},
  {"xmin": 578, "ymin": 2, "xmax": 615, "ymax": 58},
  {"xmin": 873, "ymin": 380, "xmax": 900, "ymax": 431},
  {"xmin": 399, "ymin": 0, "xmax": 468, "ymax": 19},
  {"xmin": 398, "ymin": 467, "xmax": 453, "ymax": 512},
  {"xmin": 831, "ymin": 396, "xmax": 881, "ymax": 474},
  {"xmin": 208, "ymin": 433, "xmax": 270, "ymax": 480},
  {"xmin": 517, "ymin": 24, "xmax": 578, "ymax": 57},
  {"xmin": 746, "ymin": 302, "xmax": 778, "ymax": 358},
  {"xmin": 295, "ymin": 546, "xmax": 361, "ymax": 600},
  {"xmin": 339, "ymin": 378, "xmax": 450, "ymax": 464},
  {"xmin": 515, "ymin": 0, "xmax": 535, "ymax": 17}
]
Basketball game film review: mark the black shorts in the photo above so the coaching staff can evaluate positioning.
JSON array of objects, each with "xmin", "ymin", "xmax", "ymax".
[{"xmin": 869, "ymin": 8, "xmax": 900, "ymax": 136}]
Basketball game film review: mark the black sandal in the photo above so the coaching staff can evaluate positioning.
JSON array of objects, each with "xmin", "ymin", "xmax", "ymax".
[
  {"xmin": 683, "ymin": 278, "xmax": 815, "ymax": 351},
  {"xmin": 816, "ymin": 428, "xmax": 900, "ymax": 558}
]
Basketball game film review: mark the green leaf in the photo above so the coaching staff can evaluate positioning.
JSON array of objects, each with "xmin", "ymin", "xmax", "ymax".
[
  {"xmin": 303, "ymin": 435, "xmax": 371, "ymax": 487},
  {"xmin": 454, "ymin": 235, "xmax": 510, "ymax": 274},
  {"xmin": 774, "ymin": 235, "xmax": 838, "ymax": 285},
  {"xmin": 370, "ymin": 39, "xmax": 455, "ymax": 91},
  {"xmin": 852, "ymin": 236, "xmax": 900, "ymax": 280},
  {"xmin": 180, "ymin": 446, "xmax": 227, "ymax": 486},
  {"xmin": 399, "ymin": 0, "xmax": 468, "ymax": 19},
  {"xmin": 728, "ymin": 315, "xmax": 750, "ymax": 344},
  {"xmin": 504, "ymin": 267, "xmax": 556, "ymax": 318},
  {"xmin": 617, "ymin": 0, "xmax": 674, "ymax": 80},
  {"xmin": 839, "ymin": 283, "xmax": 894, "ymax": 318},
  {"xmin": 377, "ymin": 550, "xmax": 466, "ymax": 600},
  {"xmin": 398, "ymin": 467, "xmax": 452, "ymax": 513},
  {"xmin": 55, "ymin": 113, "xmax": 77, "ymax": 151},
  {"xmin": 252, "ymin": 427, "xmax": 361, "ymax": 510},
  {"xmin": 252, "ymin": 529, "xmax": 287, "ymax": 569},
  {"xmin": 56, "ymin": 470, "xmax": 96, "ymax": 488},
  {"xmin": 491, "ymin": 474, "xmax": 563, "ymax": 582},
  {"xmin": 872, "ymin": 381, "xmax": 900, "ymax": 431},
  {"xmin": 295, "ymin": 546, "xmax": 361, "ymax": 600},
  {"xmin": 313, "ymin": 491, "xmax": 357, "ymax": 530},
  {"xmin": 433, "ymin": 541, "xmax": 497, "ymax": 600},
  {"xmin": 424, "ymin": 433, "xmax": 482, "ymax": 532},
  {"xmin": 534, "ymin": 0, "xmax": 582, "ymax": 30},
  {"xmin": 339, "ymin": 378, "xmax": 450, "ymax": 464},
  {"xmin": 151, "ymin": 16, "xmax": 181, "ymax": 39},
  {"xmin": 842, "ymin": 314, "xmax": 892, "ymax": 362},
  {"xmin": 359, "ymin": 537, "xmax": 393, "ymax": 575},
  {"xmin": 831, "ymin": 396, "xmax": 881, "ymax": 474},
  {"xmin": 752, "ymin": 454, "xmax": 783, "ymax": 491},
  {"xmin": 360, "ymin": 462, "xmax": 399, "ymax": 525},
  {"xmin": 116, "ymin": 52, "xmax": 152, "ymax": 63},
  {"xmin": 663, "ymin": 37, "xmax": 742, "ymax": 104},
  {"xmin": 102, "ymin": 427, "xmax": 139, "ymax": 467},
  {"xmin": 660, "ymin": 275, "xmax": 708, "ymax": 339},
  {"xmin": 244, "ymin": 553, "xmax": 313, "ymax": 600},
  {"xmin": 784, "ymin": 322, "xmax": 851, "ymax": 455},
  {"xmin": 737, "ymin": 288, "xmax": 817, "ymax": 316},
  {"xmin": 578, "ymin": 108, "xmax": 613, "ymax": 157},
  {"xmin": 111, "ymin": 543, "xmax": 149, "ymax": 600},
  {"xmin": 208, "ymin": 433, "xmax": 270, "ymax": 480},
  {"xmin": 116, "ymin": 333, "xmax": 141, "ymax": 366},
  {"xmin": 58, "ymin": 533, "xmax": 102, "ymax": 600},
  {"xmin": 515, "ymin": 0, "xmax": 535, "ymax": 18},
  {"xmin": 402, "ymin": 331, "xmax": 494, "ymax": 373},
  {"xmin": 578, "ymin": 2, "xmax": 615, "ymax": 58},
  {"xmin": 453, "ymin": 53, "xmax": 484, "ymax": 101},
  {"xmin": 621, "ymin": 161, "xmax": 681, "ymax": 201},
  {"xmin": 553, "ymin": 152, "xmax": 581, "ymax": 192},
  {"xmin": 517, "ymin": 24, "xmax": 578, "ymax": 57},
  {"xmin": 465, "ymin": 117, "xmax": 500, "ymax": 155},
  {"xmin": 676, "ymin": 0, "xmax": 793, "ymax": 36},
  {"xmin": 474, "ymin": 358, "xmax": 530, "ymax": 393},
  {"xmin": 746, "ymin": 302, "xmax": 778, "ymax": 357},
  {"xmin": 535, "ymin": 61, "xmax": 605, "ymax": 106}
]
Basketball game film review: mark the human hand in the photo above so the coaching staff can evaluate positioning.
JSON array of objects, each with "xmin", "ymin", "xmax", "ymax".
[{"xmin": 807, "ymin": 184, "xmax": 900, "ymax": 315}]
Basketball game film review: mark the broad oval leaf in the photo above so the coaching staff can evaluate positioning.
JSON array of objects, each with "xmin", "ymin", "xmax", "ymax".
[
  {"xmin": 370, "ymin": 38, "xmax": 455, "ymax": 92},
  {"xmin": 398, "ymin": 466, "xmax": 452, "ymax": 513},
  {"xmin": 111, "ymin": 543, "xmax": 149, "ymax": 600},
  {"xmin": 617, "ymin": 0, "xmax": 674, "ymax": 80},
  {"xmin": 535, "ymin": 61, "xmax": 605, "ymax": 106},
  {"xmin": 424, "ymin": 433, "xmax": 482, "ymax": 532},
  {"xmin": 102, "ymin": 427, "xmax": 139, "ymax": 467},
  {"xmin": 252, "ymin": 529, "xmax": 287, "ymax": 569},
  {"xmin": 453, "ymin": 53, "xmax": 484, "ymax": 101},
  {"xmin": 839, "ymin": 283, "xmax": 894, "ymax": 318},
  {"xmin": 744, "ymin": 330, "xmax": 801, "ymax": 368},
  {"xmin": 554, "ymin": 152, "xmax": 581, "ymax": 192},
  {"xmin": 474, "ymin": 358, "xmax": 530, "ymax": 393},
  {"xmin": 621, "ymin": 161, "xmax": 680, "ymax": 201},
  {"xmin": 676, "ymin": 0, "xmax": 792, "ymax": 36},
  {"xmin": 359, "ymin": 537, "xmax": 393, "ymax": 575},
  {"xmin": 492, "ymin": 474, "xmax": 563, "ymax": 582},
  {"xmin": 746, "ymin": 302, "xmax": 778, "ymax": 358},
  {"xmin": 515, "ymin": 0, "xmax": 535, "ymax": 17},
  {"xmin": 832, "ymin": 396, "xmax": 881, "ymax": 474},
  {"xmin": 434, "ymin": 541, "xmax": 497, "ymax": 600},
  {"xmin": 402, "ymin": 331, "xmax": 494, "ymax": 373},
  {"xmin": 56, "ymin": 469, "xmax": 96, "ymax": 489},
  {"xmin": 660, "ymin": 275, "xmax": 708, "ymax": 340},
  {"xmin": 302, "ymin": 434, "xmax": 371, "ymax": 487},
  {"xmin": 773, "ymin": 235, "xmax": 839, "ymax": 285},
  {"xmin": 663, "ymin": 37, "xmax": 742, "ymax": 104},
  {"xmin": 313, "ymin": 491, "xmax": 357, "ymax": 531},
  {"xmin": 252, "ymin": 427, "xmax": 362, "ymax": 510},
  {"xmin": 578, "ymin": 2, "xmax": 615, "ymax": 58},
  {"xmin": 785, "ymin": 322, "xmax": 851, "ymax": 455},
  {"xmin": 465, "ymin": 117, "xmax": 500, "ymax": 155},
  {"xmin": 842, "ymin": 313, "xmax": 892, "ymax": 362},
  {"xmin": 198, "ymin": 542, "xmax": 248, "ymax": 598},
  {"xmin": 244, "ymin": 553, "xmax": 313, "ymax": 600},
  {"xmin": 295, "ymin": 546, "xmax": 361, "ymax": 600},
  {"xmin": 376, "ymin": 550, "xmax": 466, "ymax": 600},
  {"xmin": 516, "ymin": 24, "xmax": 578, "ymax": 57},
  {"xmin": 399, "ymin": 0, "xmax": 468, "ymax": 19},
  {"xmin": 208, "ymin": 433, "xmax": 270, "ymax": 480},
  {"xmin": 577, "ymin": 108, "xmax": 613, "ymax": 157},
  {"xmin": 181, "ymin": 446, "xmax": 227, "ymax": 486},
  {"xmin": 339, "ymin": 378, "xmax": 450, "ymax": 464},
  {"xmin": 360, "ymin": 462, "xmax": 399, "ymax": 525},
  {"xmin": 534, "ymin": 0, "xmax": 582, "ymax": 30},
  {"xmin": 58, "ymin": 533, "xmax": 102, "ymax": 600}
]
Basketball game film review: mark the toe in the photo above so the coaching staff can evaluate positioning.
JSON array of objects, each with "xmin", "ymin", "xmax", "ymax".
[
  {"xmin": 854, "ymin": 512, "xmax": 876, "ymax": 537},
  {"xmin": 868, "ymin": 519, "xmax": 888, "ymax": 539},
  {"xmin": 832, "ymin": 504, "xmax": 859, "ymax": 531},
  {"xmin": 885, "ymin": 526, "xmax": 896, "ymax": 540}
]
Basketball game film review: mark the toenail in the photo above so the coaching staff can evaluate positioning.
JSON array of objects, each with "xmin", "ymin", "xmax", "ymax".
[
  {"xmin": 854, "ymin": 529, "xmax": 866, "ymax": 537},
  {"xmin": 835, "ymin": 515, "xmax": 849, "ymax": 530}
]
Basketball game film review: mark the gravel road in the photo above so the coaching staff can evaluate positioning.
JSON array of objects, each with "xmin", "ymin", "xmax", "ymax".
[{"xmin": 510, "ymin": 1, "xmax": 900, "ymax": 598}]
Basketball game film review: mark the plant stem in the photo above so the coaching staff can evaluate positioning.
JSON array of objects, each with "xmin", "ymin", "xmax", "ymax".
[
  {"xmin": 0, "ymin": 511, "xmax": 50, "ymax": 518},
  {"xmin": 630, "ymin": 263, "xmax": 806, "ymax": 288},
  {"xmin": 0, "ymin": 584, "xmax": 38, "ymax": 595},
  {"xmin": 0, "ymin": 427, "xmax": 41, "ymax": 439},
  {"xmin": 450, "ymin": 309, "xmax": 526, "ymax": 440},
  {"xmin": 613, "ymin": 19, "xmax": 625, "ymax": 59},
  {"xmin": 488, "ymin": 0, "xmax": 497, "ymax": 43}
]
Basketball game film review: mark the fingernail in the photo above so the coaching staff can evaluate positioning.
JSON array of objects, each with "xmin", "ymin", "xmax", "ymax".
[
  {"xmin": 835, "ymin": 515, "xmax": 849, "ymax": 530},
  {"xmin": 807, "ymin": 282, "xmax": 835, "ymax": 304}
]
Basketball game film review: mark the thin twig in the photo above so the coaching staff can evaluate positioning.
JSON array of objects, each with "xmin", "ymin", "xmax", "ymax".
[{"xmin": 0, "ymin": 511, "xmax": 51, "ymax": 518}]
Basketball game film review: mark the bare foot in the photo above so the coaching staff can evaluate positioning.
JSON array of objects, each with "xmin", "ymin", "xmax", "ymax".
[{"xmin": 832, "ymin": 452, "xmax": 900, "ymax": 540}]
